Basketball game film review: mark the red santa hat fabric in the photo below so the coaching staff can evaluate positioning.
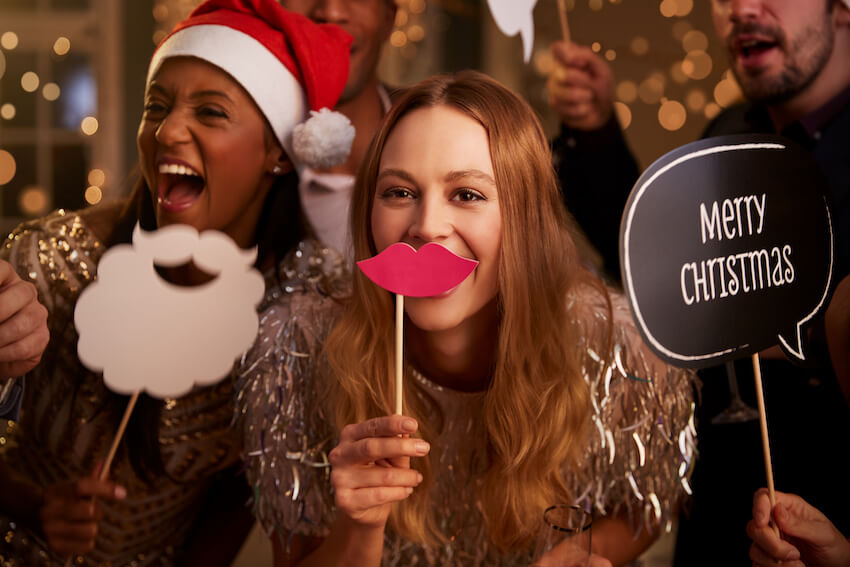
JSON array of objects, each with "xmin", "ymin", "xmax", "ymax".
[{"xmin": 146, "ymin": 0, "xmax": 355, "ymax": 170}]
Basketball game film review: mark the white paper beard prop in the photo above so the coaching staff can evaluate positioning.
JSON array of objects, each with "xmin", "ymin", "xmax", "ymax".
[
  {"xmin": 486, "ymin": 0, "xmax": 538, "ymax": 62},
  {"xmin": 75, "ymin": 223, "xmax": 265, "ymax": 398}
]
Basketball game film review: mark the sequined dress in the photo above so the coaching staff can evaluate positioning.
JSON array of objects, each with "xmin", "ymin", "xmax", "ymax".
[
  {"xmin": 238, "ymin": 241, "xmax": 698, "ymax": 566},
  {"xmin": 0, "ymin": 210, "xmax": 241, "ymax": 566}
]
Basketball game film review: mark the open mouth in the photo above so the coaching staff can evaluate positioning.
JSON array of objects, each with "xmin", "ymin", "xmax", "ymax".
[
  {"xmin": 733, "ymin": 36, "xmax": 779, "ymax": 68},
  {"xmin": 157, "ymin": 162, "xmax": 205, "ymax": 213}
]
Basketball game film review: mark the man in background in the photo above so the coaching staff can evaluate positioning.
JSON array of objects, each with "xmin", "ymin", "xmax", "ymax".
[{"xmin": 547, "ymin": 0, "xmax": 850, "ymax": 563}]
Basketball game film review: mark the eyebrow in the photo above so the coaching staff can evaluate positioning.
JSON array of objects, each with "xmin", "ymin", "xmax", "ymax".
[
  {"xmin": 377, "ymin": 168, "xmax": 496, "ymax": 187},
  {"xmin": 147, "ymin": 83, "xmax": 234, "ymax": 103}
]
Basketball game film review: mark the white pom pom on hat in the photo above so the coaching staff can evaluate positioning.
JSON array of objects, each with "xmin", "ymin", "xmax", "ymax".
[{"xmin": 146, "ymin": 0, "xmax": 355, "ymax": 171}]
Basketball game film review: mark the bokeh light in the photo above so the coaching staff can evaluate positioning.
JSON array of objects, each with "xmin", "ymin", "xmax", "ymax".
[
  {"xmin": 638, "ymin": 74, "xmax": 665, "ymax": 104},
  {"xmin": 395, "ymin": 10, "xmax": 409, "ymax": 27},
  {"xmin": 591, "ymin": 42, "xmax": 601, "ymax": 53},
  {"xmin": 0, "ymin": 104, "xmax": 15, "ymax": 120},
  {"xmin": 672, "ymin": 21, "xmax": 692, "ymax": 41},
  {"xmin": 152, "ymin": 3, "xmax": 169, "ymax": 22},
  {"xmin": 85, "ymin": 185, "xmax": 103, "ymax": 205},
  {"xmin": 407, "ymin": 25, "xmax": 425, "ymax": 42},
  {"xmin": 705, "ymin": 102, "xmax": 721, "ymax": 120},
  {"xmin": 682, "ymin": 50, "xmax": 713, "ymax": 80},
  {"xmin": 614, "ymin": 101, "xmax": 632, "ymax": 129},
  {"xmin": 409, "ymin": 0, "xmax": 425, "ymax": 14},
  {"xmin": 81, "ymin": 116, "xmax": 99, "ymax": 135},
  {"xmin": 685, "ymin": 89, "xmax": 707, "ymax": 112},
  {"xmin": 534, "ymin": 50, "xmax": 555, "ymax": 76},
  {"xmin": 390, "ymin": 30, "xmax": 407, "ymax": 47},
  {"xmin": 53, "ymin": 37, "xmax": 71, "ymax": 56},
  {"xmin": 589, "ymin": 0, "xmax": 604, "ymax": 10},
  {"xmin": 0, "ymin": 150, "xmax": 16, "ymax": 185},
  {"xmin": 42, "ymin": 82, "xmax": 61, "ymax": 101},
  {"xmin": 630, "ymin": 36, "xmax": 649, "ymax": 56},
  {"xmin": 659, "ymin": 0, "xmax": 677, "ymax": 18},
  {"xmin": 670, "ymin": 61, "xmax": 688, "ymax": 84},
  {"xmin": 714, "ymin": 75, "xmax": 743, "ymax": 107},
  {"xmin": 659, "ymin": 99, "xmax": 687, "ymax": 131},
  {"xmin": 1, "ymin": 32, "xmax": 19, "ymax": 50},
  {"xmin": 605, "ymin": 49, "xmax": 616, "ymax": 61},
  {"xmin": 19, "ymin": 186, "xmax": 50, "ymax": 216},
  {"xmin": 88, "ymin": 168, "xmax": 106, "ymax": 187},
  {"xmin": 682, "ymin": 30, "xmax": 708, "ymax": 52},
  {"xmin": 616, "ymin": 80, "xmax": 638, "ymax": 103},
  {"xmin": 675, "ymin": 0, "xmax": 694, "ymax": 17},
  {"xmin": 21, "ymin": 71, "xmax": 40, "ymax": 93}
]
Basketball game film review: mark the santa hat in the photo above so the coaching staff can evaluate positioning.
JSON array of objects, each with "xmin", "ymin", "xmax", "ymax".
[{"xmin": 146, "ymin": 0, "xmax": 355, "ymax": 171}]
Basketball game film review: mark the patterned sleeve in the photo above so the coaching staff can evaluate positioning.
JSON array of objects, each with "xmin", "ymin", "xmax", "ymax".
[
  {"xmin": 569, "ymin": 286, "xmax": 698, "ymax": 537},
  {"xmin": 235, "ymin": 241, "xmax": 346, "ymax": 540}
]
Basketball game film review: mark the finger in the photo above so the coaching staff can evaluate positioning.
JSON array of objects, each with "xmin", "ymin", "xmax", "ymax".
[
  {"xmin": 335, "ymin": 485, "xmax": 414, "ymax": 513},
  {"xmin": 747, "ymin": 520, "xmax": 800, "ymax": 561},
  {"xmin": 43, "ymin": 498, "xmax": 100, "ymax": 522},
  {"xmin": 0, "ymin": 299, "xmax": 47, "ymax": 349},
  {"xmin": 0, "ymin": 279, "xmax": 40, "ymax": 326},
  {"xmin": 548, "ymin": 83, "xmax": 595, "ymax": 105},
  {"xmin": 339, "ymin": 415, "xmax": 418, "ymax": 443},
  {"xmin": 44, "ymin": 519, "xmax": 99, "ymax": 542},
  {"xmin": 331, "ymin": 466, "xmax": 422, "ymax": 490},
  {"xmin": 330, "ymin": 436, "xmax": 429, "ymax": 466},
  {"xmin": 551, "ymin": 41, "xmax": 597, "ymax": 70},
  {"xmin": 45, "ymin": 534, "xmax": 96, "ymax": 557},
  {"xmin": 752, "ymin": 488, "xmax": 773, "ymax": 527},
  {"xmin": 74, "ymin": 477, "xmax": 127, "ymax": 500},
  {"xmin": 773, "ymin": 501, "xmax": 826, "ymax": 544},
  {"xmin": 550, "ymin": 66, "xmax": 597, "ymax": 90},
  {"xmin": 0, "ymin": 261, "xmax": 21, "ymax": 288},
  {"xmin": 749, "ymin": 541, "xmax": 804, "ymax": 567}
]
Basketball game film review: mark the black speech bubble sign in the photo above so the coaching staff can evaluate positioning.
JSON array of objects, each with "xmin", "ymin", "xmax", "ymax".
[{"xmin": 620, "ymin": 134, "xmax": 834, "ymax": 369}]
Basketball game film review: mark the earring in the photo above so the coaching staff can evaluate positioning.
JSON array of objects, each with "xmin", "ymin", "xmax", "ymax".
[{"xmin": 272, "ymin": 165, "xmax": 282, "ymax": 175}]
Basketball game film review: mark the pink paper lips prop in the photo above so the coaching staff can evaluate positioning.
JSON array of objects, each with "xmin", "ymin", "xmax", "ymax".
[{"xmin": 357, "ymin": 242, "xmax": 479, "ymax": 297}]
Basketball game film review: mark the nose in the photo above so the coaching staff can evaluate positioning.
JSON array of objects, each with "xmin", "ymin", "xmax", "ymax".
[
  {"xmin": 728, "ymin": 0, "xmax": 763, "ymax": 22},
  {"xmin": 154, "ymin": 109, "xmax": 191, "ymax": 147},
  {"xmin": 309, "ymin": 0, "xmax": 349, "ymax": 24},
  {"xmin": 408, "ymin": 196, "xmax": 452, "ymax": 245}
]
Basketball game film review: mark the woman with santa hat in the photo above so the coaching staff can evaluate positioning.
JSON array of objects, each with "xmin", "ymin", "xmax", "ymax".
[{"xmin": 0, "ymin": 1, "xmax": 353, "ymax": 564}]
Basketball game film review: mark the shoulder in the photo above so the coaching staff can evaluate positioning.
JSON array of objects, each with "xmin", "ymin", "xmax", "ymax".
[{"xmin": 702, "ymin": 102, "xmax": 760, "ymax": 137}]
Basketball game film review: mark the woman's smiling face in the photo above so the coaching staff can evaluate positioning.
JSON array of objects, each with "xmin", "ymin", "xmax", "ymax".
[
  {"xmin": 371, "ymin": 105, "xmax": 502, "ymax": 333},
  {"xmin": 137, "ymin": 57, "xmax": 283, "ymax": 247}
]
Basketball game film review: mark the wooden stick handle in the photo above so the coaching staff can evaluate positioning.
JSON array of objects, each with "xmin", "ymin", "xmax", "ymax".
[
  {"xmin": 64, "ymin": 391, "xmax": 140, "ymax": 567},
  {"xmin": 395, "ymin": 294, "xmax": 404, "ymax": 415},
  {"xmin": 751, "ymin": 354, "xmax": 780, "ymax": 538},
  {"xmin": 557, "ymin": 0, "xmax": 571, "ymax": 43}
]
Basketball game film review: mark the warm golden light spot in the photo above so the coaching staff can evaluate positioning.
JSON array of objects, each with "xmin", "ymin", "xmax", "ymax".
[
  {"xmin": 42, "ymin": 82, "xmax": 61, "ymax": 101},
  {"xmin": 683, "ymin": 50, "xmax": 712, "ymax": 80},
  {"xmin": 88, "ymin": 168, "xmax": 106, "ymax": 187},
  {"xmin": 19, "ymin": 186, "xmax": 50, "ymax": 216},
  {"xmin": 395, "ymin": 9, "xmax": 408, "ymax": 27},
  {"xmin": 152, "ymin": 30, "xmax": 167, "ymax": 45},
  {"xmin": 605, "ymin": 49, "xmax": 616, "ymax": 61},
  {"xmin": 714, "ymin": 76, "xmax": 743, "ymax": 107},
  {"xmin": 85, "ymin": 185, "xmax": 103, "ymax": 205},
  {"xmin": 613, "ymin": 101, "xmax": 632, "ymax": 129},
  {"xmin": 672, "ymin": 21, "xmax": 692, "ymax": 41},
  {"xmin": 630, "ymin": 36, "xmax": 649, "ymax": 56},
  {"xmin": 639, "ymin": 76, "xmax": 665, "ymax": 104},
  {"xmin": 0, "ymin": 150, "xmax": 16, "ymax": 185},
  {"xmin": 685, "ymin": 89, "xmax": 707, "ymax": 112},
  {"xmin": 81, "ymin": 116, "xmax": 99, "ymax": 135},
  {"xmin": 704, "ymin": 102, "xmax": 721, "ymax": 120},
  {"xmin": 660, "ymin": 0, "xmax": 677, "ymax": 18},
  {"xmin": 659, "ymin": 100, "xmax": 687, "ymax": 131},
  {"xmin": 409, "ymin": 0, "xmax": 425, "ymax": 14},
  {"xmin": 670, "ymin": 61, "xmax": 688, "ymax": 84},
  {"xmin": 682, "ymin": 30, "xmax": 708, "ymax": 52},
  {"xmin": 616, "ymin": 80, "xmax": 638, "ymax": 103},
  {"xmin": 407, "ymin": 25, "xmax": 424, "ymax": 42},
  {"xmin": 534, "ymin": 50, "xmax": 555, "ymax": 75},
  {"xmin": 0, "ymin": 104, "xmax": 15, "ymax": 120},
  {"xmin": 390, "ymin": 30, "xmax": 407, "ymax": 47},
  {"xmin": 675, "ymin": 0, "xmax": 694, "ymax": 17},
  {"xmin": 0, "ymin": 32, "xmax": 18, "ymax": 50},
  {"xmin": 591, "ymin": 42, "xmax": 602, "ymax": 53},
  {"xmin": 53, "ymin": 37, "xmax": 71, "ymax": 56},
  {"xmin": 589, "ymin": 0, "xmax": 604, "ymax": 10},
  {"xmin": 152, "ymin": 3, "xmax": 169, "ymax": 22},
  {"xmin": 21, "ymin": 72, "xmax": 39, "ymax": 93}
]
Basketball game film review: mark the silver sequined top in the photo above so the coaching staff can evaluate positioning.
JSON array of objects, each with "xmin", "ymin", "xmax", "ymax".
[{"xmin": 237, "ymin": 240, "xmax": 698, "ymax": 566}]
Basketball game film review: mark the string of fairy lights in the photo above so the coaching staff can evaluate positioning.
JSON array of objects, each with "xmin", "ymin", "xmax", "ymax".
[
  {"xmin": 0, "ymin": 27, "xmax": 105, "ymax": 217},
  {"xmin": 0, "ymin": 0, "xmax": 742, "ymax": 219}
]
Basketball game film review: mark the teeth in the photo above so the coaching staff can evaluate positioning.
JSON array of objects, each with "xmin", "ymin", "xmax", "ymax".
[{"xmin": 158, "ymin": 163, "xmax": 200, "ymax": 177}]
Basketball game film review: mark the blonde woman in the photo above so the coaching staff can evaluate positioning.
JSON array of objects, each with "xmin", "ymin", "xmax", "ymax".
[{"xmin": 239, "ymin": 71, "xmax": 697, "ymax": 566}]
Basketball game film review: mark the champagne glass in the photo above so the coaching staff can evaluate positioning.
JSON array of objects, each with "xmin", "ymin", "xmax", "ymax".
[
  {"xmin": 533, "ymin": 505, "xmax": 592, "ymax": 566},
  {"xmin": 711, "ymin": 361, "xmax": 759, "ymax": 424}
]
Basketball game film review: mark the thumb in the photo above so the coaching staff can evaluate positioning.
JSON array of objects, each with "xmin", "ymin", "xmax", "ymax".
[
  {"xmin": 91, "ymin": 460, "xmax": 106, "ymax": 481},
  {"xmin": 774, "ymin": 504, "xmax": 817, "ymax": 543}
]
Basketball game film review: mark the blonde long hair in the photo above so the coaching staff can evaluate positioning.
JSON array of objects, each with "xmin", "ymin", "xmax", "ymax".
[{"xmin": 324, "ymin": 71, "xmax": 607, "ymax": 551}]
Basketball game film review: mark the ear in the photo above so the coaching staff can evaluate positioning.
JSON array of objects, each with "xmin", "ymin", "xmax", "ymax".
[{"xmin": 265, "ymin": 145, "xmax": 294, "ymax": 176}]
